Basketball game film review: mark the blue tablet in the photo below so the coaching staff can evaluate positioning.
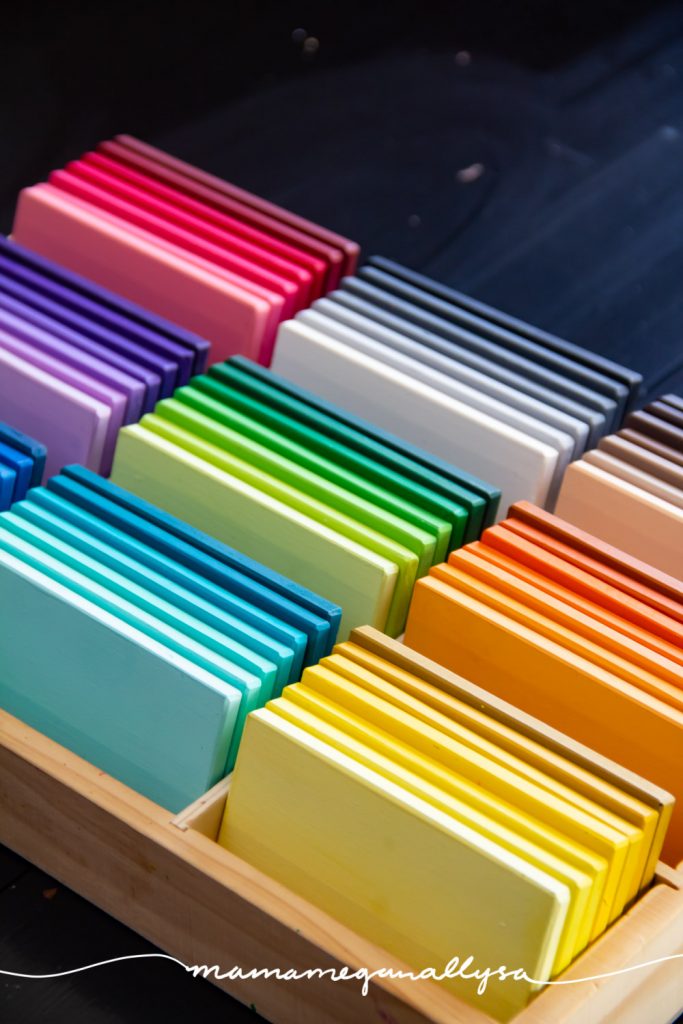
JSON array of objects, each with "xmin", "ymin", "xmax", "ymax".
[{"xmin": 0, "ymin": 440, "xmax": 32, "ymax": 501}]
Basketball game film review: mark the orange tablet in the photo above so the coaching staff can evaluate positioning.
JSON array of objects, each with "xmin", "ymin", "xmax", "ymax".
[
  {"xmin": 403, "ymin": 574, "xmax": 683, "ymax": 865},
  {"xmin": 447, "ymin": 546, "xmax": 683, "ymax": 687},
  {"xmin": 508, "ymin": 501, "xmax": 683, "ymax": 606},
  {"xmin": 502, "ymin": 512, "xmax": 683, "ymax": 627},
  {"xmin": 472, "ymin": 533, "xmax": 683, "ymax": 666},
  {"xmin": 431, "ymin": 561, "xmax": 683, "ymax": 713}
]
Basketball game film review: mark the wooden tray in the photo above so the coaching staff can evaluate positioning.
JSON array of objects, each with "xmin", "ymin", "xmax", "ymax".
[{"xmin": 1, "ymin": 707, "xmax": 682, "ymax": 1024}]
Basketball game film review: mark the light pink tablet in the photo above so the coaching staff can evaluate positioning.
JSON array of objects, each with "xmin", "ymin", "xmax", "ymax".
[
  {"xmin": 12, "ymin": 184, "xmax": 276, "ymax": 364},
  {"xmin": 0, "ymin": 343, "xmax": 108, "ymax": 479}
]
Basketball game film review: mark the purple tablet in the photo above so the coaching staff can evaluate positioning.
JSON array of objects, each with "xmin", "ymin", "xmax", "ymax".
[
  {"xmin": 0, "ymin": 252, "xmax": 175, "ymax": 398},
  {"xmin": 0, "ymin": 344, "xmax": 108, "ymax": 478},
  {"xmin": 0, "ymin": 236, "xmax": 209, "ymax": 375},
  {"xmin": 0, "ymin": 299, "xmax": 145, "ymax": 423},
  {"xmin": 0, "ymin": 328, "xmax": 121, "ymax": 474}
]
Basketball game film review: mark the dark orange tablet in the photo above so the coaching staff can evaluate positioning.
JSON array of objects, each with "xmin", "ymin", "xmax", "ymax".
[
  {"xmin": 446, "ymin": 547, "xmax": 683, "ymax": 696},
  {"xmin": 507, "ymin": 501, "xmax": 683, "ymax": 608},
  {"xmin": 431, "ymin": 561, "xmax": 683, "ymax": 712},
  {"xmin": 479, "ymin": 526, "xmax": 683, "ymax": 654}
]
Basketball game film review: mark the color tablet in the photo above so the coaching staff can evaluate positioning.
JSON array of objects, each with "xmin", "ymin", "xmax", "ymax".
[
  {"xmin": 0, "ymin": 462, "xmax": 15, "ymax": 510},
  {"xmin": 366, "ymin": 256, "xmax": 643, "ymax": 411},
  {"xmin": 0, "ymin": 421, "xmax": 45, "ymax": 487},
  {"xmin": 271, "ymin": 318, "xmax": 557, "ymax": 511},
  {"xmin": 623, "ymin": 410, "xmax": 683, "ymax": 451},
  {"xmin": 584, "ymin": 447, "xmax": 683, "ymax": 510},
  {"xmin": 0, "ymin": 547, "xmax": 239, "ymax": 812},
  {"xmin": 0, "ymin": 344, "xmax": 108, "ymax": 478},
  {"xmin": 599, "ymin": 433, "xmax": 683, "ymax": 490},
  {"xmin": 556, "ymin": 461, "xmax": 683, "ymax": 578},
  {"xmin": 0, "ymin": 441, "xmax": 31, "ymax": 502},
  {"xmin": 619, "ymin": 427, "xmax": 683, "ymax": 469}
]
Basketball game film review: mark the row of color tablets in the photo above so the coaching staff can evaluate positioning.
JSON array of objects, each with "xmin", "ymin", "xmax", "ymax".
[
  {"xmin": 403, "ymin": 500, "xmax": 683, "ymax": 864},
  {"xmin": 556, "ymin": 394, "xmax": 683, "ymax": 577},
  {"xmin": 12, "ymin": 135, "xmax": 360, "ymax": 366},
  {"xmin": 0, "ymin": 236, "xmax": 209, "ymax": 478},
  {"xmin": 270, "ymin": 256, "xmax": 643, "ymax": 513},
  {"xmin": 0, "ymin": 465, "xmax": 339, "ymax": 812},
  {"xmin": 109, "ymin": 356, "xmax": 500, "ymax": 640},
  {"xmin": 219, "ymin": 625, "xmax": 673, "ymax": 1023},
  {"xmin": 0, "ymin": 421, "xmax": 45, "ymax": 510}
]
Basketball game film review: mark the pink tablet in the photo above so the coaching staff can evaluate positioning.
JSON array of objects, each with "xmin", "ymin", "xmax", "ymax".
[
  {"xmin": 13, "ymin": 184, "xmax": 275, "ymax": 363},
  {"xmin": 51, "ymin": 165, "xmax": 301, "ymax": 321},
  {"xmin": 81, "ymin": 151, "xmax": 318, "ymax": 304},
  {"xmin": 0, "ymin": 343, "xmax": 108, "ymax": 478}
]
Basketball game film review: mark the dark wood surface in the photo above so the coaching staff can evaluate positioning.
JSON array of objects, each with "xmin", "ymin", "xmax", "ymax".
[{"xmin": 1, "ymin": 2, "xmax": 683, "ymax": 1020}]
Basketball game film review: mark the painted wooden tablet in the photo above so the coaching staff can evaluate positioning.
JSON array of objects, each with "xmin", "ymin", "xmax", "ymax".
[
  {"xmin": 584, "ymin": 447, "xmax": 683, "ymax": 510},
  {"xmin": 271, "ymin": 318, "xmax": 558, "ymax": 511},
  {"xmin": 164, "ymin": 388, "xmax": 440, "ymax": 572},
  {"xmin": 297, "ymin": 306, "xmax": 575, "ymax": 505},
  {"xmin": 50, "ymin": 167, "xmax": 299, "ymax": 323},
  {"xmin": 29, "ymin": 485, "xmax": 308, "ymax": 682},
  {"xmin": 599, "ymin": 433, "xmax": 683, "ymax": 490},
  {"xmin": 0, "ymin": 250, "xmax": 184, "ymax": 399},
  {"xmin": 442, "ymin": 550, "xmax": 683, "ymax": 704},
  {"xmin": 0, "ymin": 235, "xmax": 209, "ymax": 375},
  {"xmin": 0, "ymin": 327, "xmax": 121, "ymax": 475},
  {"xmin": 645, "ymin": 398, "xmax": 683, "ymax": 431},
  {"xmin": 302, "ymin": 660, "xmax": 640, "ymax": 922},
  {"xmin": 13, "ymin": 495, "xmax": 299, "ymax": 694},
  {"xmin": 0, "ymin": 463, "xmax": 15, "ymax": 510},
  {"xmin": 496, "ymin": 517, "xmax": 683, "ymax": 640},
  {"xmin": 619, "ymin": 426, "xmax": 683, "ymax": 469},
  {"xmin": 338, "ymin": 277, "xmax": 619, "ymax": 432},
  {"xmin": 349, "ymin": 625, "xmax": 674, "ymax": 880},
  {"xmin": 508, "ymin": 500, "xmax": 683, "ymax": 608},
  {"xmin": 314, "ymin": 294, "xmax": 589, "ymax": 455},
  {"xmin": 111, "ymin": 135, "xmax": 360, "ymax": 279},
  {"xmin": 403, "ymin": 574, "xmax": 683, "ymax": 864},
  {"xmin": 212, "ymin": 359, "xmax": 487, "ymax": 540},
  {"xmin": 0, "ymin": 300, "xmax": 143, "ymax": 424},
  {"xmin": 556, "ymin": 462, "xmax": 683, "ymax": 578},
  {"xmin": 355, "ymin": 267, "xmax": 631, "ymax": 422},
  {"xmin": 66, "ymin": 158, "xmax": 313, "ymax": 311},
  {"xmin": 623, "ymin": 410, "xmax": 683, "ymax": 451},
  {"xmin": 0, "ymin": 260, "xmax": 162, "ymax": 408},
  {"xmin": 83, "ymin": 150, "xmax": 326, "ymax": 301},
  {"xmin": 327, "ymin": 287, "xmax": 604, "ymax": 449},
  {"xmin": 272, "ymin": 690, "xmax": 595, "ymax": 972},
  {"xmin": 367, "ymin": 256, "xmax": 643, "ymax": 411},
  {"xmin": 0, "ymin": 441, "xmax": 32, "ymax": 502},
  {"xmin": 0, "ymin": 521, "xmax": 262, "ymax": 768},
  {"xmin": 143, "ymin": 406, "xmax": 417, "ymax": 635},
  {"xmin": 56, "ymin": 464, "xmax": 340, "ymax": 657},
  {"xmin": 0, "ymin": 547, "xmax": 239, "ymax": 812},
  {"xmin": 334, "ymin": 638, "xmax": 660, "ymax": 892},
  {"xmin": 471, "ymin": 534, "xmax": 683, "ymax": 668},
  {"xmin": 0, "ymin": 344, "xmax": 108, "ymax": 477},
  {"xmin": 179, "ymin": 379, "xmax": 453, "ymax": 560},
  {"xmin": 111, "ymin": 425, "xmax": 395, "ymax": 639},
  {"xmin": 0, "ymin": 421, "xmax": 45, "ymax": 487},
  {"xmin": 12, "ymin": 185, "xmax": 275, "ymax": 364},
  {"xmin": 220, "ymin": 709, "xmax": 570, "ymax": 1020},
  {"xmin": 225, "ymin": 356, "xmax": 501, "ymax": 519}
]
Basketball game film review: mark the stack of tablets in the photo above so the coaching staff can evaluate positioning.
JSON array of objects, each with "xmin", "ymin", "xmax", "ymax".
[
  {"xmin": 109, "ymin": 356, "xmax": 500, "ymax": 639},
  {"xmin": 270, "ymin": 256, "xmax": 642, "ymax": 512},
  {"xmin": 0, "ymin": 421, "xmax": 46, "ymax": 510},
  {"xmin": 0, "ymin": 236, "xmax": 209, "ymax": 478},
  {"xmin": 403, "ymin": 499, "xmax": 683, "ymax": 865},
  {"xmin": 12, "ymin": 135, "xmax": 360, "ymax": 366},
  {"xmin": 556, "ymin": 394, "xmax": 683, "ymax": 577},
  {"xmin": 0, "ymin": 464, "xmax": 339, "ymax": 812},
  {"xmin": 219, "ymin": 626, "xmax": 673, "ymax": 1022}
]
